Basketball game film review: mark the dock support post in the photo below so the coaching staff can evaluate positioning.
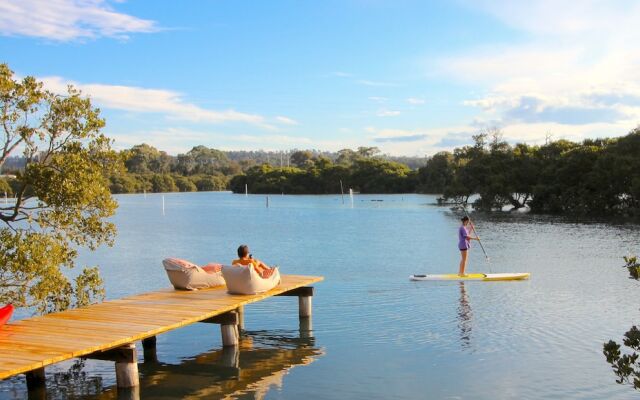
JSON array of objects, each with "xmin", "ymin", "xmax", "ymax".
[
  {"xmin": 26, "ymin": 367, "xmax": 46, "ymax": 399},
  {"xmin": 142, "ymin": 336, "xmax": 158, "ymax": 363},
  {"xmin": 201, "ymin": 311, "xmax": 239, "ymax": 347},
  {"xmin": 299, "ymin": 295, "xmax": 312, "ymax": 318},
  {"xmin": 114, "ymin": 343, "xmax": 139, "ymax": 388},
  {"xmin": 236, "ymin": 306, "xmax": 245, "ymax": 332},
  {"xmin": 221, "ymin": 323, "xmax": 239, "ymax": 347},
  {"xmin": 275, "ymin": 286, "xmax": 314, "ymax": 319}
]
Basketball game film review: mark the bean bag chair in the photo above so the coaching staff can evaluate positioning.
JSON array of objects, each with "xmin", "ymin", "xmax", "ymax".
[
  {"xmin": 0, "ymin": 304, "xmax": 13, "ymax": 326},
  {"xmin": 222, "ymin": 265, "xmax": 281, "ymax": 295},
  {"xmin": 163, "ymin": 258, "xmax": 226, "ymax": 290}
]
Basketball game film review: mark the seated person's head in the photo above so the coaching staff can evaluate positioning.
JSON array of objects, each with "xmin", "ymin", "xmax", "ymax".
[{"xmin": 237, "ymin": 244, "xmax": 250, "ymax": 258}]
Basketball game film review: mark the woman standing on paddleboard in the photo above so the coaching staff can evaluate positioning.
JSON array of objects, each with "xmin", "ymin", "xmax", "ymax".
[{"xmin": 458, "ymin": 216, "xmax": 479, "ymax": 276}]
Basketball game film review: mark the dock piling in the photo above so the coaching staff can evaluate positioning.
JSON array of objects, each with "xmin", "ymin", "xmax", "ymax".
[
  {"xmin": 202, "ymin": 311, "xmax": 240, "ymax": 347},
  {"xmin": 114, "ymin": 343, "xmax": 139, "ymax": 388},
  {"xmin": 221, "ymin": 324, "xmax": 239, "ymax": 347},
  {"xmin": 236, "ymin": 306, "xmax": 245, "ymax": 332},
  {"xmin": 25, "ymin": 367, "xmax": 45, "ymax": 396},
  {"xmin": 142, "ymin": 336, "xmax": 158, "ymax": 363}
]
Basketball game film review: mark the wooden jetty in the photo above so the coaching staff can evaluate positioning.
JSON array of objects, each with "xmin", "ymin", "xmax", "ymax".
[{"xmin": 0, "ymin": 274, "xmax": 322, "ymax": 395}]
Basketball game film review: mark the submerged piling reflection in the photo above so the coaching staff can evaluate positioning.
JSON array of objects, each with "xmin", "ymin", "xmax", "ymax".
[{"xmin": 134, "ymin": 331, "xmax": 323, "ymax": 399}]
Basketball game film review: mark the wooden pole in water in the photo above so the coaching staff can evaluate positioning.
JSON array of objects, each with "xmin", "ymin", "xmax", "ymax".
[
  {"xmin": 299, "ymin": 296, "xmax": 312, "ymax": 318},
  {"xmin": 142, "ymin": 336, "xmax": 158, "ymax": 363},
  {"xmin": 162, "ymin": 195, "xmax": 165, "ymax": 216},
  {"xmin": 266, "ymin": 196, "xmax": 269, "ymax": 208},
  {"xmin": 340, "ymin": 180, "xmax": 345, "ymax": 204},
  {"xmin": 245, "ymin": 184, "xmax": 248, "ymax": 196},
  {"xmin": 115, "ymin": 343, "xmax": 139, "ymax": 388}
]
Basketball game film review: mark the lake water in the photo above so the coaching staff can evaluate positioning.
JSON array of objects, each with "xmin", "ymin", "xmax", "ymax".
[{"xmin": 2, "ymin": 192, "xmax": 640, "ymax": 399}]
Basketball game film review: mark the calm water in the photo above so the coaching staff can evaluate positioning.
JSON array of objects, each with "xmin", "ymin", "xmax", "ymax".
[{"xmin": 2, "ymin": 192, "xmax": 640, "ymax": 399}]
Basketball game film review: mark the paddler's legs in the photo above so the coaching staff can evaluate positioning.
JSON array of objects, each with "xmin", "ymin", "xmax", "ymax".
[{"xmin": 458, "ymin": 249, "xmax": 468, "ymax": 276}]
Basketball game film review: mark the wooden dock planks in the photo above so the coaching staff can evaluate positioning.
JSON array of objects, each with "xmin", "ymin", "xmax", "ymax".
[{"xmin": 0, "ymin": 274, "xmax": 323, "ymax": 380}]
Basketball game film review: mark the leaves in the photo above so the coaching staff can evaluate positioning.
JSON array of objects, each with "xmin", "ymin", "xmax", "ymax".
[
  {"xmin": 603, "ymin": 257, "xmax": 640, "ymax": 391},
  {"xmin": 0, "ymin": 63, "xmax": 121, "ymax": 314}
]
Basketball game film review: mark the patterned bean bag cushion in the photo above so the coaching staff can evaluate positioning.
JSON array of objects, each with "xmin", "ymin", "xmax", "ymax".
[
  {"xmin": 163, "ymin": 258, "xmax": 226, "ymax": 290},
  {"xmin": 221, "ymin": 265, "xmax": 281, "ymax": 295}
]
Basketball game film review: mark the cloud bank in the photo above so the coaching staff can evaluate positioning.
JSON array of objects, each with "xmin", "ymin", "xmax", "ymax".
[{"xmin": 0, "ymin": 0, "xmax": 158, "ymax": 41}]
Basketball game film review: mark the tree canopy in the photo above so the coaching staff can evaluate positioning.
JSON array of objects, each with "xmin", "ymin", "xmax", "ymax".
[
  {"xmin": 418, "ymin": 128, "xmax": 640, "ymax": 216},
  {"xmin": 0, "ymin": 63, "xmax": 123, "ymax": 313}
]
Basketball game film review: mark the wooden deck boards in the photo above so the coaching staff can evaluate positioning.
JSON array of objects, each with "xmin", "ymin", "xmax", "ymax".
[{"xmin": 0, "ymin": 274, "xmax": 322, "ymax": 380}]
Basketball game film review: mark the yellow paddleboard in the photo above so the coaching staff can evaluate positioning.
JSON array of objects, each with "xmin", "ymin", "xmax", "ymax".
[{"xmin": 409, "ymin": 273, "xmax": 530, "ymax": 281}]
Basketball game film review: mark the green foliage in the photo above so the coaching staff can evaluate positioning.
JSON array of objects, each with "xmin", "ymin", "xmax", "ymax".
[
  {"xmin": 422, "ymin": 127, "xmax": 640, "ymax": 215},
  {"xmin": 625, "ymin": 256, "xmax": 640, "ymax": 281},
  {"xmin": 109, "ymin": 173, "xmax": 140, "ymax": 194},
  {"xmin": 0, "ymin": 63, "xmax": 121, "ymax": 313},
  {"xmin": 174, "ymin": 176, "xmax": 197, "ymax": 192},
  {"xmin": 290, "ymin": 150, "xmax": 314, "ymax": 168},
  {"xmin": 603, "ymin": 256, "xmax": 640, "ymax": 390},
  {"xmin": 417, "ymin": 151, "xmax": 454, "ymax": 194},
  {"xmin": 228, "ymin": 154, "xmax": 413, "ymax": 194},
  {"xmin": 124, "ymin": 144, "xmax": 173, "ymax": 174},
  {"xmin": 195, "ymin": 175, "xmax": 227, "ymax": 191},
  {"xmin": 150, "ymin": 173, "xmax": 177, "ymax": 193},
  {"xmin": 0, "ymin": 178, "xmax": 12, "ymax": 197}
]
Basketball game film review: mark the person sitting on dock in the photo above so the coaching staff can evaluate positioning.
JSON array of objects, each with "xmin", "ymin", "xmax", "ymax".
[{"xmin": 232, "ymin": 245, "xmax": 274, "ymax": 277}]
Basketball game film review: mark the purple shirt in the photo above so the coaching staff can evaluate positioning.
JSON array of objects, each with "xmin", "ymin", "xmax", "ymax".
[{"xmin": 458, "ymin": 225, "xmax": 470, "ymax": 250}]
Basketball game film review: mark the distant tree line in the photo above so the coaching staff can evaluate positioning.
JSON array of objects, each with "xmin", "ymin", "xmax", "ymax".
[
  {"xmin": 418, "ymin": 127, "xmax": 640, "ymax": 216},
  {"xmin": 2, "ymin": 127, "xmax": 639, "ymax": 216},
  {"xmin": 229, "ymin": 147, "xmax": 416, "ymax": 194}
]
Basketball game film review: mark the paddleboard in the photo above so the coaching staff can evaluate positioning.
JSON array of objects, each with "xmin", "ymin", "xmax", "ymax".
[{"xmin": 410, "ymin": 273, "xmax": 530, "ymax": 281}]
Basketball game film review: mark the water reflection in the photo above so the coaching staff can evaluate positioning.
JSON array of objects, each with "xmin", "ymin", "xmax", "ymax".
[
  {"xmin": 3, "ymin": 330, "xmax": 322, "ymax": 400},
  {"xmin": 131, "ymin": 331, "xmax": 323, "ymax": 400},
  {"xmin": 457, "ymin": 282, "xmax": 473, "ymax": 351}
]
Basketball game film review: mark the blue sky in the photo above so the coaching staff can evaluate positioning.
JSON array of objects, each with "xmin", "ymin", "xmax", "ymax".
[{"xmin": 1, "ymin": 0, "xmax": 639, "ymax": 156}]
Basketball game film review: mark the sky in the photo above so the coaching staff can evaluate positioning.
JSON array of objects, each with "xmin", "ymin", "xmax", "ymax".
[{"xmin": 1, "ymin": 0, "xmax": 640, "ymax": 156}]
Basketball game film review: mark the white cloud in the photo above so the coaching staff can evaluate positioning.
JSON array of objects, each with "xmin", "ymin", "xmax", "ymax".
[
  {"xmin": 377, "ymin": 109, "xmax": 401, "ymax": 117},
  {"xmin": 365, "ymin": 126, "xmax": 476, "ymax": 156},
  {"xmin": 406, "ymin": 98, "xmax": 425, "ymax": 105},
  {"xmin": 368, "ymin": 96, "xmax": 388, "ymax": 103},
  {"xmin": 41, "ymin": 76, "xmax": 278, "ymax": 129},
  {"xmin": 109, "ymin": 127, "xmax": 367, "ymax": 154},
  {"xmin": 438, "ymin": 1, "xmax": 640, "ymax": 142},
  {"xmin": 275, "ymin": 116, "xmax": 298, "ymax": 125},
  {"xmin": 0, "ymin": 0, "xmax": 158, "ymax": 41}
]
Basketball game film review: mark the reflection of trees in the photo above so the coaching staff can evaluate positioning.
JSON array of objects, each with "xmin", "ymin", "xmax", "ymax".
[
  {"xmin": 603, "ymin": 256, "xmax": 640, "ymax": 391},
  {"xmin": 457, "ymin": 282, "xmax": 473, "ymax": 351},
  {"xmin": 133, "ymin": 332, "xmax": 323, "ymax": 400}
]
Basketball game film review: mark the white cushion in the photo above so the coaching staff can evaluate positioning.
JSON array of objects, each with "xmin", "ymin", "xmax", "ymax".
[
  {"xmin": 221, "ymin": 265, "xmax": 281, "ymax": 295},
  {"xmin": 163, "ymin": 258, "xmax": 225, "ymax": 290}
]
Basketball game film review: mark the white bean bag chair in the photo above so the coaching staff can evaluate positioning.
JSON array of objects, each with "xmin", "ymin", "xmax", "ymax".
[
  {"xmin": 221, "ymin": 265, "xmax": 281, "ymax": 295},
  {"xmin": 163, "ymin": 258, "xmax": 226, "ymax": 290}
]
